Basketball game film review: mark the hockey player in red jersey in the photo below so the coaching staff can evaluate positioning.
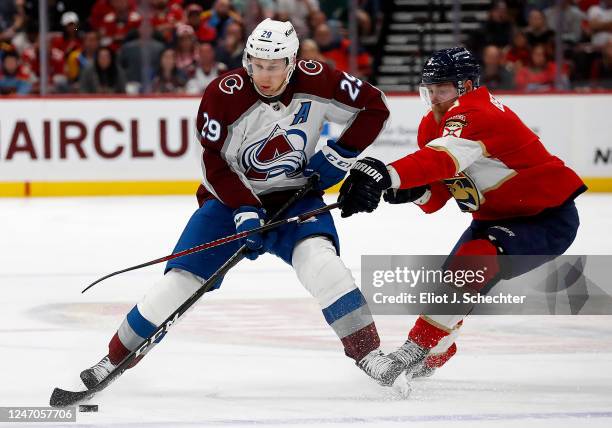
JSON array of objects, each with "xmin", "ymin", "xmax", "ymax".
[
  {"xmin": 338, "ymin": 47, "xmax": 586, "ymax": 379},
  {"xmin": 78, "ymin": 19, "xmax": 410, "ymax": 395}
]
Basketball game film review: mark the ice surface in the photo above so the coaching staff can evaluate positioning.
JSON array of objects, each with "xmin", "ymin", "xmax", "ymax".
[{"xmin": 1, "ymin": 194, "xmax": 611, "ymax": 427}]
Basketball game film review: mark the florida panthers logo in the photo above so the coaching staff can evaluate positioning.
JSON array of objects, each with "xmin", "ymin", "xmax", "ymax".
[
  {"xmin": 443, "ymin": 173, "xmax": 481, "ymax": 212},
  {"xmin": 241, "ymin": 124, "xmax": 307, "ymax": 181}
]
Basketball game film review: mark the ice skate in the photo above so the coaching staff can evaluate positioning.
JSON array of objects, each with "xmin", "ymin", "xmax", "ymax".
[
  {"xmin": 80, "ymin": 355, "xmax": 117, "ymax": 389},
  {"xmin": 410, "ymin": 362, "xmax": 436, "ymax": 379},
  {"xmin": 388, "ymin": 339, "xmax": 429, "ymax": 377},
  {"xmin": 357, "ymin": 349, "xmax": 410, "ymax": 396}
]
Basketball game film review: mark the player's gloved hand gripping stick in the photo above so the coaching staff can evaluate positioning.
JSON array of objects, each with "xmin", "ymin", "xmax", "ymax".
[
  {"xmin": 81, "ymin": 176, "xmax": 339, "ymax": 293},
  {"xmin": 50, "ymin": 175, "xmax": 336, "ymax": 407},
  {"xmin": 233, "ymin": 206, "xmax": 278, "ymax": 261}
]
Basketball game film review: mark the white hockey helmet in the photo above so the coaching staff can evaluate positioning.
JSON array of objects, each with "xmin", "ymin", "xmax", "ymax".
[{"xmin": 243, "ymin": 19, "xmax": 300, "ymax": 95}]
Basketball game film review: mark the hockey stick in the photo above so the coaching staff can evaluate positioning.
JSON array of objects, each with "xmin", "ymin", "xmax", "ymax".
[
  {"xmin": 82, "ymin": 190, "xmax": 339, "ymax": 292},
  {"xmin": 49, "ymin": 176, "xmax": 329, "ymax": 407}
]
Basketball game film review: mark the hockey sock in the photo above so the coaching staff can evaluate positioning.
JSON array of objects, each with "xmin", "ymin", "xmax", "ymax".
[
  {"xmin": 409, "ymin": 239, "xmax": 499, "ymax": 351},
  {"xmin": 108, "ymin": 269, "xmax": 203, "ymax": 365},
  {"xmin": 292, "ymin": 237, "xmax": 380, "ymax": 361}
]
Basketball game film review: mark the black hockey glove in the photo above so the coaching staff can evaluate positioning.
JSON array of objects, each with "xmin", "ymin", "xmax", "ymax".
[
  {"xmin": 383, "ymin": 185, "xmax": 430, "ymax": 204},
  {"xmin": 338, "ymin": 157, "xmax": 391, "ymax": 218}
]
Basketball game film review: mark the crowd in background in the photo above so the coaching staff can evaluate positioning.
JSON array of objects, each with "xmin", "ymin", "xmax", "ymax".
[
  {"xmin": 474, "ymin": 0, "xmax": 612, "ymax": 91},
  {"xmin": 0, "ymin": 0, "xmax": 381, "ymax": 95},
  {"xmin": 0, "ymin": 0, "xmax": 610, "ymax": 95},
  {"xmin": 0, "ymin": 0, "xmax": 379, "ymax": 95}
]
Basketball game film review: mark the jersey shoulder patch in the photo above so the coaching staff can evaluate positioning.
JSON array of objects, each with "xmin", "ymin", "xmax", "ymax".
[
  {"xmin": 296, "ymin": 59, "xmax": 325, "ymax": 76},
  {"xmin": 218, "ymin": 73, "xmax": 245, "ymax": 95},
  {"xmin": 200, "ymin": 68, "xmax": 256, "ymax": 127},
  {"xmin": 204, "ymin": 68, "xmax": 249, "ymax": 98},
  {"xmin": 442, "ymin": 113, "xmax": 468, "ymax": 138}
]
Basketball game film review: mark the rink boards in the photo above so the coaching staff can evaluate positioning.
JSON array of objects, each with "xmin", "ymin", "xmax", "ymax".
[{"xmin": 0, "ymin": 93, "xmax": 611, "ymax": 196}]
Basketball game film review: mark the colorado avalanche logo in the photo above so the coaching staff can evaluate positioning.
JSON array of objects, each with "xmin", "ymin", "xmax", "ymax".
[
  {"xmin": 241, "ymin": 124, "xmax": 307, "ymax": 181},
  {"xmin": 297, "ymin": 60, "xmax": 323, "ymax": 76},
  {"xmin": 219, "ymin": 74, "xmax": 244, "ymax": 94}
]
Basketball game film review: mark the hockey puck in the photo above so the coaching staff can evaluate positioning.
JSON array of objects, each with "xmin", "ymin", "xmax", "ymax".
[{"xmin": 78, "ymin": 404, "xmax": 98, "ymax": 412}]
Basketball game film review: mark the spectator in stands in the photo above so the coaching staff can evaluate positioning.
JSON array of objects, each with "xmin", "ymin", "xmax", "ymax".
[
  {"xmin": 313, "ymin": 22, "xmax": 371, "ymax": 76},
  {"xmin": 66, "ymin": 31, "xmax": 100, "ymax": 86},
  {"xmin": 313, "ymin": 22, "xmax": 342, "ymax": 65},
  {"xmin": 525, "ymin": 9, "xmax": 555, "ymax": 47},
  {"xmin": 175, "ymin": 24, "xmax": 198, "ymax": 78},
  {"xmin": 98, "ymin": 0, "xmax": 143, "ymax": 51},
  {"xmin": 203, "ymin": 0, "xmax": 243, "ymax": 39},
  {"xmin": 233, "ymin": 0, "xmax": 274, "ymax": 34},
  {"xmin": 215, "ymin": 20, "xmax": 244, "ymax": 69},
  {"xmin": 505, "ymin": 30, "xmax": 531, "ymax": 67},
  {"xmin": 276, "ymin": 0, "xmax": 320, "ymax": 38},
  {"xmin": 321, "ymin": 0, "xmax": 375, "ymax": 37},
  {"xmin": 587, "ymin": 0, "xmax": 612, "ymax": 48},
  {"xmin": 358, "ymin": 0, "xmax": 383, "ymax": 38},
  {"xmin": 18, "ymin": 26, "xmax": 67, "ymax": 92},
  {"xmin": 483, "ymin": 1, "xmax": 514, "ymax": 48},
  {"xmin": 79, "ymin": 46, "xmax": 126, "ymax": 94},
  {"xmin": 152, "ymin": 47, "xmax": 188, "ymax": 93},
  {"xmin": 51, "ymin": 12, "xmax": 82, "ymax": 58},
  {"xmin": 544, "ymin": 0, "xmax": 586, "ymax": 45},
  {"xmin": 185, "ymin": 3, "xmax": 216, "ymax": 42},
  {"xmin": 307, "ymin": 9, "xmax": 327, "ymax": 35},
  {"xmin": 150, "ymin": 0, "xmax": 185, "ymax": 44},
  {"xmin": 186, "ymin": 42, "xmax": 227, "ymax": 94},
  {"xmin": 233, "ymin": 0, "xmax": 274, "ymax": 18},
  {"xmin": 299, "ymin": 38, "xmax": 326, "ymax": 62},
  {"xmin": 9, "ymin": 10, "xmax": 34, "ymax": 56},
  {"xmin": 0, "ymin": 50, "xmax": 31, "ymax": 95},
  {"xmin": 90, "ymin": 0, "xmax": 137, "ymax": 31},
  {"xmin": 590, "ymin": 38, "xmax": 612, "ymax": 87},
  {"xmin": 515, "ymin": 43, "xmax": 569, "ymax": 90},
  {"xmin": 481, "ymin": 45, "xmax": 515, "ymax": 90},
  {"xmin": 118, "ymin": 24, "xmax": 165, "ymax": 92},
  {"xmin": 0, "ymin": 0, "xmax": 24, "ymax": 43}
]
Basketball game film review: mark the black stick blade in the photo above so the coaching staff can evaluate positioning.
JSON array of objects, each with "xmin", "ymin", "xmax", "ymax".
[{"xmin": 49, "ymin": 387, "xmax": 93, "ymax": 407}]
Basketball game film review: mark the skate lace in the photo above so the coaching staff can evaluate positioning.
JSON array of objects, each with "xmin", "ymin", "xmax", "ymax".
[
  {"xmin": 360, "ymin": 352, "xmax": 393, "ymax": 380},
  {"xmin": 91, "ymin": 357, "xmax": 113, "ymax": 379},
  {"xmin": 393, "ymin": 341, "xmax": 427, "ymax": 368}
]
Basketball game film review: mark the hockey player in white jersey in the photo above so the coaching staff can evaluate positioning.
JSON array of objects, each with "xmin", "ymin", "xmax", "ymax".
[{"xmin": 79, "ymin": 19, "xmax": 408, "ymax": 394}]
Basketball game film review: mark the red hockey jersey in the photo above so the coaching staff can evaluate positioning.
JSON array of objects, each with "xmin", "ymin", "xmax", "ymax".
[{"xmin": 390, "ymin": 87, "xmax": 585, "ymax": 220}]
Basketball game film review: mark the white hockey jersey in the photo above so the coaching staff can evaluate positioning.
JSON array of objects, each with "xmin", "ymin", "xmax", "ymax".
[{"xmin": 194, "ymin": 60, "xmax": 389, "ymax": 208}]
